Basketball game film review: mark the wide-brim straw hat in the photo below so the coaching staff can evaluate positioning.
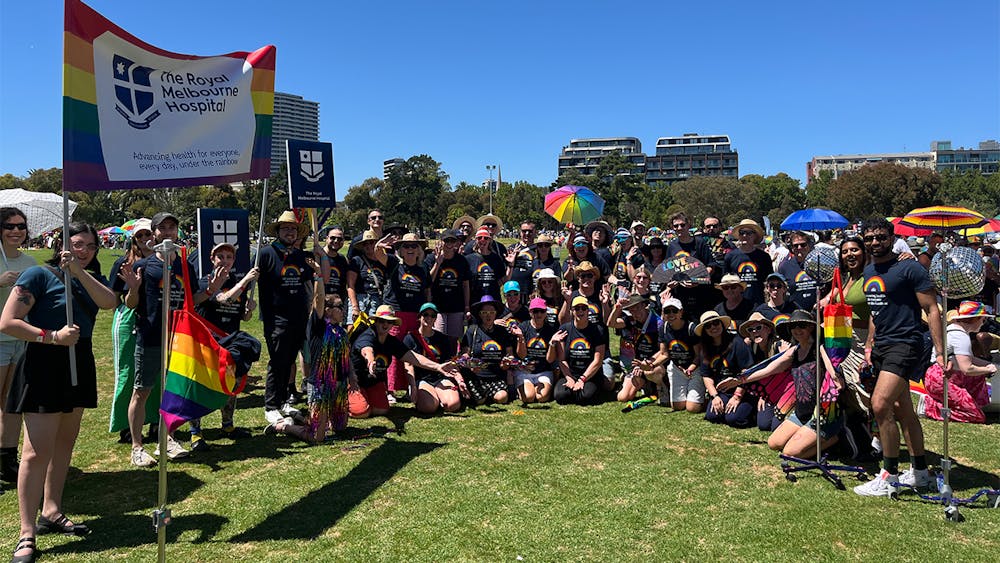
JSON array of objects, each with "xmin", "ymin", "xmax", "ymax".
[
  {"xmin": 734, "ymin": 219, "xmax": 764, "ymax": 242},
  {"xmin": 574, "ymin": 261, "xmax": 600, "ymax": 276},
  {"xmin": 694, "ymin": 310, "xmax": 732, "ymax": 337},
  {"xmin": 715, "ymin": 273, "xmax": 747, "ymax": 290},
  {"xmin": 584, "ymin": 220, "xmax": 612, "ymax": 244},
  {"xmin": 738, "ymin": 311, "xmax": 775, "ymax": 338},
  {"xmin": 452, "ymin": 215, "xmax": 477, "ymax": 232},
  {"xmin": 372, "ymin": 305, "xmax": 401, "ymax": 326},
  {"xmin": 393, "ymin": 233, "xmax": 427, "ymax": 249},
  {"xmin": 265, "ymin": 210, "xmax": 309, "ymax": 238},
  {"xmin": 775, "ymin": 309, "xmax": 817, "ymax": 341},
  {"xmin": 476, "ymin": 214, "xmax": 504, "ymax": 231}
]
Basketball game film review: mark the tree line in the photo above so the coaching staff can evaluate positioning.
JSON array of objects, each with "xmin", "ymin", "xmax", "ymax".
[{"xmin": 2, "ymin": 155, "xmax": 998, "ymax": 234}]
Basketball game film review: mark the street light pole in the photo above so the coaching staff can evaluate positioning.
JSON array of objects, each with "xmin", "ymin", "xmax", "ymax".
[{"xmin": 485, "ymin": 164, "xmax": 496, "ymax": 215}]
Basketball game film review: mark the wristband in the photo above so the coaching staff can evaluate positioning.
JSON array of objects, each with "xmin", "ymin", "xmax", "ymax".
[{"xmin": 36, "ymin": 329, "xmax": 46, "ymax": 343}]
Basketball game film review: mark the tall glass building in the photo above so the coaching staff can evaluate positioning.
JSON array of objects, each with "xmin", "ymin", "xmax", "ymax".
[{"xmin": 271, "ymin": 92, "xmax": 320, "ymax": 176}]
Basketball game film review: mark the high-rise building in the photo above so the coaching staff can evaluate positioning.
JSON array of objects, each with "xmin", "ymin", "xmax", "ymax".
[
  {"xmin": 270, "ymin": 92, "xmax": 320, "ymax": 176},
  {"xmin": 932, "ymin": 140, "xmax": 1000, "ymax": 175},
  {"xmin": 806, "ymin": 139, "xmax": 1000, "ymax": 181},
  {"xmin": 644, "ymin": 134, "xmax": 739, "ymax": 185},
  {"xmin": 557, "ymin": 137, "xmax": 646, "ymax": 177},
  {"xmin": 383, "ymin": 158, "xmax": 405, "ymax": 181}
]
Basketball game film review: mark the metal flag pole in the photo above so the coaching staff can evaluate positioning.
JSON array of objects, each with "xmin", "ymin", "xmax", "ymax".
[
  {"xmin": 62, "ymin": 190, "xmax": 78, "ymax": 386},
  {"xmin": 247, "ymin": 178, "xmax": 269, "ymax": 304},
  {"xmin": 153, "ymin": 238, "xmax": 180, "ymax": 563}
]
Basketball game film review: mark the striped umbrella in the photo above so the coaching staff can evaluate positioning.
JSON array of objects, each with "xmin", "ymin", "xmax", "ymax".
[
  {"xmin": 898, "ymin": 205, "xmax": 986, "ymax": 231},
  {"xmin": 544, "ymin": 185, "xmax": 605, "ymax": 225}
]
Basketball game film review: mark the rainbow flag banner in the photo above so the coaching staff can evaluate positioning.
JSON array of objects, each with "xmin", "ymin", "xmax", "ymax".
[
  {"xmin": 159, "ymin": 306, "xmax": 237, "ymax": 433},
  {"xmin": 63, "ymin": 0, "xmax": 275, "ymax": 191}
]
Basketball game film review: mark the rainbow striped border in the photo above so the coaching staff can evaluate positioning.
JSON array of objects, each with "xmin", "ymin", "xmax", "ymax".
[{"xmin": 63, "ymin": 0, "xmax": 274, "ymax": 191}]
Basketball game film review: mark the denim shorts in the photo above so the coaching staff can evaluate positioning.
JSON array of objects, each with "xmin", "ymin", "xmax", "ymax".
[
  {"xmin": 0, "ymin": 339, "xmax": 26, "ymax": 366},
  {"xmin": 787, "ymin": 411, "xmax": 844, "ymax": 441}
]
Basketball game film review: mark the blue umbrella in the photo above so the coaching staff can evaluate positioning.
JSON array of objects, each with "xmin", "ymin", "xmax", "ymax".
[{"xmin": 780, "ymin": 208, "xmax": 849, "ymax": 231}]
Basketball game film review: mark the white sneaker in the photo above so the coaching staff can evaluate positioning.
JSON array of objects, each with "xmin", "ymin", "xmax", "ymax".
[
  {"xmin": 915, "ymin": 394, "xmax": 927, "ymax": 418},
  {"xmin": 264, "ymin": 408, "xmax": 284, "ymax": 425},
  {"xmin": 871, "ymin": 436, "xmax": 882, "ymax": 454},
  {"xmin": 898, "ymin": 467, "xmax": 931, "ymax": 489},
  {"xmin": 130, "ymin": 446, "xmax": 156, "ymax": 468},
  {"xmin": 154, "ymin": 436, "xmax": 190, "ymax": 460},
  {"xmin": 854, "ymin": 469, "xmax": 898, "ymax": 497},
  {"xmin": 280, "ymin": 402, "xmax": 301, "ymax": 418}
]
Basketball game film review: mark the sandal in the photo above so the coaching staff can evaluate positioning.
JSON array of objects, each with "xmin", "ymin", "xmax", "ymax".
[
  {"xmin": 37, "ymin": 514, "xmax": 89, "ymax": 537},
  {"xmin": 11, "ymin": 536, "xmax": 36, "ymax": 563}
]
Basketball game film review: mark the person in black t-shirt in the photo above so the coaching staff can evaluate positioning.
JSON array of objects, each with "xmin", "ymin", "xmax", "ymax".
[
  {"xmin": 713, "ymin": 273, "xmax": 754, "ymax": 328},
  {"xmin": 460, "ymin": 296, "xmax": 516, "ymax": 405},
  {"xmin": 552, "ymin": 296, "xmax": 607, "ymax": 405},
  {"xmin": 512, "ymin": 298, "xmax": 559, "ymax": 404},
  {"xmin": 753, "ymin": 273, "xmax": 798, "ymax": 327},
  {"xmin": 500, "ymin": 281, "xmax": 530, "ymax": 324},
  {"xmin": 427, "ymin": 229, "xmax": 471, "ymax": 340},
  {"xmin": 608, "ymin": 294, "xmax": 663, "ymax": 403},
  {"xmin": 346, "ymin": 229, "xmax": 396, "ymax": 323},
  {"xmin": 723, "ymin": 219, "xmax": 773, "ymax": 306},
  {"xmin": 465, "ymin": 228, "xmax": 507, "ymax": 304},
  {"xmin": 257, "ymin": 211, "xmax": 315, "ymax": 425},
  {"xmin": 351, "ymin": 305, "xmax": 458, "ymax": 418},
  {"xmin": 647, "ymin": 298, "xmax": 705, "ymax": 412},
  {"xmin": 695, "ymin": 310, "xmax": 755, "ymax": 428},
  {"xmin": 318, "ymin": 226, "xmax": 351, "ymax": 303},
  {"xmin": 403, "ymin": 303, "xmax": 464, "ymax": 415},
  {"xmin": 505, "ymin": 221, "xmax": 538, "ymax": 293}
]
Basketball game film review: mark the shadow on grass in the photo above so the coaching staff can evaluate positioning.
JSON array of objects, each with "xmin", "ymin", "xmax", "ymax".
[
  {"xmin": 40, "ymin": 512, "xmax": 228, "ymax": 557},
  {"xmin": 229, "ymin": 439, "xmax": 443, "ymax": 542}
]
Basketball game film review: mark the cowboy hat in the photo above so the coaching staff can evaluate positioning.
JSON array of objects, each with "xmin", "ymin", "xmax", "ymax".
[
  {"xmin": 694, "ymin": 310, "xmax": 732, "ymax": 336},
  {"xmin": 622, "ymin": 293, "xmax": 652, "ymax": 310},
  {"xmin": 775, "ymin": 309, "xmax": 817, "ymax": 341},
  {"xmin": 356, "ymin": 230, "xmax": 379, "ymax": 245},
  {"xmin": 452, "ymin": 215, "xmax": 477, "ymax": 232},
  {"xmin": 574, "ymin": 261, "xmax": 599, "ymax": 276},
  {"xmin": 265, "ymin": 210, "xmax": 309, "ymax": 238},
  {"xmin": 738, "ymin": 311, "xmax": 775, "ymax": 338}
]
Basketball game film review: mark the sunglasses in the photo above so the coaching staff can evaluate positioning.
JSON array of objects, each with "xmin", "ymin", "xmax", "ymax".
[
  {"xmin": 521, "ymin": 229, "xmax": 534, "ymax": 234},
  {"xmin": 791, "ymin": 242, "xmax": 811, "ymax": 249},
  {"xmin": 2, "ymin": 222, "xmax": 27, "ymax": 231},
  {"xmin": 672, "ymin": 223, "xmax": 687, "ymax": 229},
  {"xmin": 767, "ymin": 283, "xmax": 786, "ymax": 290},
  {"xmin": 738, "ymin": 229, "xmax": 756, "ymax": 236},
  {"xmin": 369, "ymin": 215, "xmax": 384, "ymax": 221},
  {"xmin": 789, "ymin": 322, "xmax": 812, "ymax": 331},
  {"xmin": 420, "ymin": 311, "xmax": 438, "ymax": 318},
  {"xmin": 745, "ymin": 324, "xmax": 765, "ymax": 333},
  {"xmin": 703, "ymin": 223, "xmax": 720, "ymax": 229},
  {"xmin": 325, "ymin": 302, "xmax": 343, "ymax": 310},
  {"xmin": 133, "ymin": 231, "xmax": 152, "ymax": 239},
  {"xmin": 530, "ymin": 309, "xmax": 547, "ymax": 314},
  {"xmin": 705, "ymin": 320, "xmax": 723, "ymax": 328},
  {"xmin": 721, "ymin": 284, "xmax": 741, "ymax": 291},
  {"xmin": 476, "ymin": 236, "xmax": 491, "ymax": 241},
  {"xmin": 539, "ymin": 278, "xmax": 556, "ymax": 283},
  {"xmin": 328, "ymin": 236, "xmax": 343, "ymax": 241},
  {"xmin": 664, "ymin": 308, "xmax": 680, "ymax": 314},
  {"xmin": 572, "ymin": 305, "xmax": 589, "ymax": 312},
  {"xmin": 578, "ymin": 273, "xmax": 595, "ymax": 280},
  {"xmin": 401, "ymin": 243, "xmax": 420, "ymax": 249},
  {"xmin": 863, "ymin": 234, "xmax": 890, "ymax": 243},
  {"xmin": 537, "ymin": 243, "xmax": 552, "ymax": 248},
  {"xmin": 573, "ymin": 242, "xmax": 588, "ymax": 248},
  {"xmin": 505, "ymin": 292, "xmax": 520, "ymax": 297}
]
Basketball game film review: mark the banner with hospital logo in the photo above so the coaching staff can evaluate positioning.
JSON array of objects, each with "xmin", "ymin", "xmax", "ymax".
[
  {"xmin": 196, "ymin": 208, "xmax": 251, "ymax": 279},
  {"xmin": 63, "ymin": 0, "xmax": 275, "ymax": 191},
  {"xmin": 286, "ymin": 139, "xmax": 336, "ymax": 208}
]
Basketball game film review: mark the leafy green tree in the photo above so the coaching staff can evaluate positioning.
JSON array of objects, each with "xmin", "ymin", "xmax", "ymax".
[
  {"xmin": 805, "ymin": 170, "xmax": 834, "ymax": 208},
  {"xmin": 494, "ymin": 180, "xmax": 550, "ymax": 229},
  {"xmin": 826, "ymin": 162, "xmax": 940, "ymax": 221},
  {"xmin": 742, "ymin": 173, "xmax": 805, "ymax": 221},
  {"xmin": 25, "ymin": 168, "xmax": 63, "ymax": 193},
  {"xmin": 332, "ymin": 177, "xmax": 382, "ymax": 235},
  {"xmin": 380, "ymin": 155, "xmax": 449, "ymax": 234},
  {"xmin": 0, "ymin": 174, "xmax": 26, "ymax": 190},
  {"xmin": 636, "ymin": 183, "xmax": 674, "ymax": 227},
  {"xmin": 937, "ymin": 169, "xmax": 1000, "ymax": 218},
  {"xmin": 668, "ymin": 176, "xmax": 756, "ymax": 226}
]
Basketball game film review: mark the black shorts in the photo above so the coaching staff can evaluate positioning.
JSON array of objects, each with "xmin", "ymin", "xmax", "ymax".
[
  {"xmin": 6, "ymin": 338, "xmax": 97, "ymax": 414},
  {"xmin": 871, "ymin": 341, "xmax": 924, "ymax": 382}
]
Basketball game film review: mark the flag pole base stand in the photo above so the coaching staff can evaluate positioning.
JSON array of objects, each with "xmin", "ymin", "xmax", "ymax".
[
  {"xmin": 152, "ymin": 507, "xmax": 171, "ymax": 532},
  {"xmin": 779, "ymin": 454, "xmax": 867, "ymax": 490}
]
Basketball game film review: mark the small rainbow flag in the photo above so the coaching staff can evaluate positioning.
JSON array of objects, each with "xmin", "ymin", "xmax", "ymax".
[{"xmin": 63, "ymin": 0, "xmax": 274, "ymax": 191}]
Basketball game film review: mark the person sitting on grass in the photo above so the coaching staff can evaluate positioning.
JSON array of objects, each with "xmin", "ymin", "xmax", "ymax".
[
  {"xmin": 696, "ymin": 310, "xmax": 755, "ymax": 428},
  {"xmin": 923, "ymin": 301, "xmax": 997, "ymax": 424},
  {"xmin": 610, "ymin": 294, "xmax": 664, "ymax": 403},
  {"xmin": 719, "ymin": 310, "xmax": 844, "ymax": 458},
  {"xmin": 738, "ymin": 312, "xmax": 786, "ymax": 432},
  {"xmin": 511, "ymin": 298, "xmax": 559, "ymax": 405},
  {"xmin": 459, "ymin": 296, "xmax": 515, "ymax": 405},
  {"xmin": 349, "ymin": 306, "xmax": 459, "ymax": 418},
  {"xmin": 404, "ymin": 302, "xmax": 465, "ymax": 415},
  {"xmin": 641, "ymin": 298, "xmax": 704, "ymax": 412},
  {"xmin": 552, "ymin": 296, "xmax": 607, "ymax": 405}
]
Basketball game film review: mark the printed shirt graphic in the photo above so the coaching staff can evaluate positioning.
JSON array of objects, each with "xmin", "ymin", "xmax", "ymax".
[
  {"xmin": 258, "ymin": 244, "xmax": 314, "ymax": 324},
  {"xmin": 508, "ymin": 244, "xmax": 537, "ymax": 292},
  {"xmin": 134, "ymin": 254, "xmax": 197, "ymax": 346},
  {"xmin": 863, "ymin": 257, "xmax": 932, "ymax": 346},
  {"xmin": 519, "ymin": 321, "xmax": 557, "ymax": 373},
  {"xmin": 385, "ymin": 261, "xmax": 428, "ymax": 312},
  {"xmin": 463, "ymin": 324, "xmax": 514, "ymax": 379},
  {"xmin": 403, "ymin": 330, "xmax": 455, "ymax": 382},
  {"xmin": 352, "ymin": 328, "xmax": 408, "ymax": 388},
  {"xmin": 659, "ymin": 321, "xmax": 699, "ymax": 366},
  {"xmin": 427, "ymin": 254, "xmax": 470, "ymax": 313},
  {"xmin": 702, "ymin": 337, "xmax": 753, "ymax": 384},
  {"xmin": 724, "ymin": 248, "xmax": 773, "ymax": 305},
  {"xmin": 466, "ymin": 251, "xmax": 505, "ymax": 302},
  {"xmin": 778, "ymin": 257, "xmax": 819, "ymax": 310},
  {"xmin": 560, "ymin": 322, "xmax": 604, "ymax": 377},
  {"xmin": 619, "ymin": 311, "xmax": 662, "ymax": 369},
  {"xmin": 323, "ymin": 254, "xmax": 351, "ymax": 300}
]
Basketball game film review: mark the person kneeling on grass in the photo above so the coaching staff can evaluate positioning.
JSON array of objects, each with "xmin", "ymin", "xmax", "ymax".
[
  {"xmin": 350, "ymin": 305, "xmax": 459, "ymax": 418},
  {"xmin": 459, "ymin": 296, "xmax": 516, "ymax": 405},
  {"xmin": 635, "ymin": 298, "xmax": 704, "ymax": 412},
  {"xmin": 696, "ymin": 311, "xmax": 756, "ymax": 428},
  {"xmin": 923, "ymin": 301, "xmax": 997, "ymax": 424},
  {"xmin": 404, "ymin": 302, "xmax": 466, "ymax": 415},
  {"xmin": 719, "ymin": 310, "xmax": 845, "ymax": 458},
  {"xmin": 510, "ymin": 298, "xmax": 559, "ymax": 405},
  {"xmin": 552, "ymin": 296, "xmax": 607, "ymax": 405}
]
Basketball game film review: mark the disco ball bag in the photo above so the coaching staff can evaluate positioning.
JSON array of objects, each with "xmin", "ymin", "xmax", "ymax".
[
  {"xmin": 803, "ymin": 247, "xmax": 838, "ymax": 283},
  {"xmin": 929, "ymin": 246, "xmax": 985, "ymax": 299}
]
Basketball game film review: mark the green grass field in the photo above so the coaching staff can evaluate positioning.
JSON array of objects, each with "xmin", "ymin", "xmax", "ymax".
[{"xmin": 0, "ymin": 248, "xmax": 998, "ymax": 562}]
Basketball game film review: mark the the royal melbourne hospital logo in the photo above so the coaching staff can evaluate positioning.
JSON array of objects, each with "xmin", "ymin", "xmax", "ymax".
[
  {"xmin": 212, "ymin": 220, "xmax": 239, "ymax": 248},
  {"xmin": 299, "ymin": 150, "xmax": 325, "ymax": 182},
  {"xmin": 113, "ymin": 54, "xmax": 160, "ymax": 129}
]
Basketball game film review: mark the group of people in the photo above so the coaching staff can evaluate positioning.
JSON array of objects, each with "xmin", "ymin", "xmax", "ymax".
[{"xmin": 1, "ymin": 205, "xmax": 998, "ymax": 563}]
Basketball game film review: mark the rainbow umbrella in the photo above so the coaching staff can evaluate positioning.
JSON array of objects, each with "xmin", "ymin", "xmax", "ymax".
[
  {"xmin": 121, "ymin": 218, "xmax": 139, "ymax": 231},
  {"xmin": 544, "ymin": 185, "xmax": 605, "ymax": 225},
  {"xmin": 898, "ymin": 205, "xmax": 986, "ymax": 232},
  {"xmin": 98, "ymin": 226, "xmax": 125, "ymax": 235},
  {"xmin": 961, "ymin": 218, "xmax": 1000, "ymax": 236}
]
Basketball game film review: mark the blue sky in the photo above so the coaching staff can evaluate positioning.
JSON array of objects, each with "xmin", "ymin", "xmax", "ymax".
[{"xmin": 2, "ymin": 1, "xmax": 998, "ymax": 191}]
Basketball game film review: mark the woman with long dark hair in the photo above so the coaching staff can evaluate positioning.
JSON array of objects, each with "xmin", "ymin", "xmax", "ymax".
[
  {"xmin": 0, "ymin": 207, "xmax": 35, "ymax": 490},
  {"xmin": 3, "ymin": 222, "xmax": 117, "ymax": 562}
]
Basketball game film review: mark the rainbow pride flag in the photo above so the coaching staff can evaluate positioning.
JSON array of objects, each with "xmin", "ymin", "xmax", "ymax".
[
  {"xmin": 159, "ymin": 307, "xmax": 237, "ymax": 433},
  {"xmin": 63, "ymin": 0, "xmax": 274, "ymax": 191}
]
